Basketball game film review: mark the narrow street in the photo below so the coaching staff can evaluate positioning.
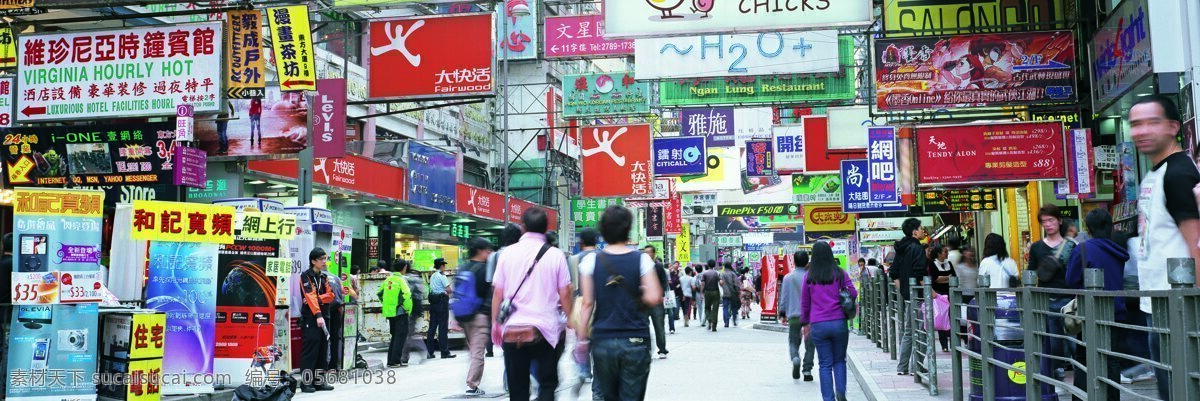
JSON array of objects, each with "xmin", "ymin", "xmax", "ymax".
[{"xmin": 297, "ymin": 314, "xmax": 869, "ymax": 400}]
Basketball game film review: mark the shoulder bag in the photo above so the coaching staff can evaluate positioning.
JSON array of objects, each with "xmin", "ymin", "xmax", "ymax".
[
  {"xmin": 838, "ymin": 272, "xmax": 857, "ymax": 319},
  {"xmin": 499, "ymin": 243, "xmax": 552, "ymax": 347},
  {"xmin": 1062, "ymin": 244, "xmax": 1087, "ymax": 335}
]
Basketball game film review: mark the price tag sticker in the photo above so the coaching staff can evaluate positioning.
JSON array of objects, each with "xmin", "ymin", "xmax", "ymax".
[
  {"xmin": 12, "ymin": 271, "xmax": 59, "ymax": 304},
  {"xmin": 60, "ymin": 271, "xmax": 102, "ymax": 303}
]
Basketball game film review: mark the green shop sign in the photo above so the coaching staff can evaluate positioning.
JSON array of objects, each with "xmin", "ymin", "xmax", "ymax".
[
  {"xmin": 570, "ymin": 197, "xmax": 622, "ymax": 229},
  {"xmin": 659, "ymin": 36, "xmax": 856, "ymax": 107},
  {"xmin": 562, "ymin": 72, "xmax": 650, "ymax": 118},
  {"xmin": 793, "ymin": 174, "xmax": 842, "ymax": 204}
]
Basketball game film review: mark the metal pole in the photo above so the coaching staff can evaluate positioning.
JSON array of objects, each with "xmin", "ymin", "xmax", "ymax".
[
  {"xmin": 501, "ymin": 2, "xmax": 511, "ymax": 223},
  {"xmin": 300, "ymin": 94, "xmax": 314, "ymax": 205}
]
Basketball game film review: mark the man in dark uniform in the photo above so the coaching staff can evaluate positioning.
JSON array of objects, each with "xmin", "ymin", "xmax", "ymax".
[{"xmin": 300, "ymin": 248, "xmax": 336, "ymax": 393}]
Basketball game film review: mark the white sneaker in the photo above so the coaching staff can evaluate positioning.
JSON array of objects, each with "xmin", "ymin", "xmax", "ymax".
[
  {"xmin": 1120, "ymin": 374, "xmax": 1133, "ymax": 384},
  {"xmin": 1130, "ymin": 371, "xmax": 1156, "ymax": 383}
]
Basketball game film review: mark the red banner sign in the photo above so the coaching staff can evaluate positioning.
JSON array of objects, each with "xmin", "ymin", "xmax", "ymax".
[
  {"xmin": 916, "ymin": 121, "xmax": 1066, "ymax": 186},
  {"xmin": 803, "ymin": 115, "xmax": 866, "ymax": 174},
  {"xmin": 875, "ymin": 30, "xmax": 1077, "ymax": 111},
  {"xmin": 368, "ymin": 13, "xmax": 494, "ymax": 99},
  {"xmin": 581, "ymin": 124, "xmax": 653, "ymax": 197},
  {"xmin": 506, "ymin": 197, "xmax": 558, "ymax": 230},
  {"xmin": 664, "ymin": 191, "xmax": 682, "ymax": 235},
  {"xmin": 457, "ymin": 183, "xmax": 505, "ymax": 222},
  {"xmin": 314, "ymin": 79, "xmax": 347, "ymax": 158},
  {"xmin": 248, "ymin": 155, "xmax": 407, "ymax": 201}
]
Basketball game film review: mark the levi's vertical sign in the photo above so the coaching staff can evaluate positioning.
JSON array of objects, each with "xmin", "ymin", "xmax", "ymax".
[
  {"xmin": 267, "ymin": 5, "xmax": 315, "ymax": 91},
  {"xmin": 314, "ymin": 79, "xmax": 347, "ymax": 158},
  {"xmin": 602, "ymin": 0, "xmax": 872, "ymax": 38},
  {"xmin": 17, "ymin": 22, "xmax": 225, "ymax": 122}
]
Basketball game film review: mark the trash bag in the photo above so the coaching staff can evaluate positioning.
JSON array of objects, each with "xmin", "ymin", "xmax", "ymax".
[
  {"xmin": 933, "ymin": 294, "xmax": 951, "ymax": 331},
  {"xmin": 231, "ymin": 372, "xmax": 297, "ymax": 401}
]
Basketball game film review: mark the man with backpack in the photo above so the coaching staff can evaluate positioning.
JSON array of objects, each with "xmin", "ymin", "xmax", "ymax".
[{"xmin": 453, "ymin": 238, "xmax": 495, "ymax": 396}]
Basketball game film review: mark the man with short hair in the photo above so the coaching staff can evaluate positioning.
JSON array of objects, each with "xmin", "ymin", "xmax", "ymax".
[
  {"xmin": 891, "ymin": 218, "xmax": 928, "ymax": 376},
  {"xmin": 1130, "ymin": 95, "xmax": 1200, "ymax": 401},
  {"xmin": 779, "ymin": 251, "xmax": 816, "ymax": 381},
  {"xmin": 460, "ymin": 238, "xmax": 494, "ymax": 396},
  {"xmin": 299, "ymin": 248, "xmax": 336, "ymax": 392},
  {"xmin": 426, "ymin": 258, "xmax": 456, "ymax": 359},
  {"xmin": 491, "ymin": 207, "xmax": 573, "ymax": 401},
  {"xmin": 719, "ymin": 262, "xmax": 740, "ymax": 327},
  {"xmin": 1028, "ymin": 204, "xmax": 1075, "ymax": 379},
  {"xmin": 567, "ymin": 228, "xmax": 599, "ymax": 387},
  {"xmin": 699, "ymin": 260, "xmax": 722, "ymax": 331}
]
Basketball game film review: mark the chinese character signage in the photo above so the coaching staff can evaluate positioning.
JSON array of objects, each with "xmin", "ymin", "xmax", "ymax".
[
  {"xmin": 916, "ymin": 121, "xmax": 1066, "ymax": 186},
  {"xmin": 17, "ymin": 22, "xmax": 225, "ymax": 122},
  {"xmin": 635, "ymin": 30, "xmax": 840, "ymax": 80},
  {"xmin": 563, "ymin": 72, "xmax": 650, "ymax": 118},
  {"xmin": 369, "ymin": 14, "xmax": 494, "ymax": 99},
  {"xmin": 875, "ymin": 30, "xmax": 1077, "ymax": 111},
  {"xmin": 645, "ymin": 206, "xmax": 663, "ymax": 239},
  {"xmin": 792, "ymin": 174, "xmax": 842, "ymax": 204},
  {"xmin": 457, "ymin": 183, "xmax": 506, "ymax": 222},
  {"xmin": 866, "ymin": 127, "xmax": 898, "ymax": 203},
  {"xmin": 497, "ymin": 0, "xmax": 538, "ymax": 60},
  {"xmin": 582, "ymin": 124, "xmax": 652, "ymax": 197},
  {"xmin": 0, "ymin": 27, "xmax": 15, "ymax": 69},
  {"xmin": 265, "ymin": 257, "xmax": 290, "ymax": 277},
  {"xmin": 408, "ymin": 142, "xmax": 457, "ymax": 212},
  {"xmin": 653, "ymin": 136, "xmax": 706, "ymax": 176},
  {"xmin": 921, "ymin": 189, "xmax": 999, "ymax": 212},
  {"xmin": 773, "ymin": 125, "xmax": 805, "ymax": 173},
  {"xmin": 675, "ymin": 223, "xmax": 690, "ymax": 263},
  {"xmin": 544, "ymin": 15, "xmax": 634, "ymax": 59},
  {"xmin": 841, "ymin": 160, "xmax": 907, "ymax": 214},
  {"xmin": 745, "ymin": 140, "xmax": 774, "ymax": 177},
  {"xmin": 450, "ymin": 223, "xmax": 470, "ymax": 239},
  {"xmin": 715, "ymin": 235, "xmax": 743, "ymax": 247},
  {"xmin": 194, "ymin": 87, "xmax": 308, "ymax": 157},
  {"xmin": 682, "ymin": 193, "xmax": 717, "ymax": 207},
  {"xmin": 504, "ymin": 196, "xmax": 559, "ymax": 228},
  {"xmin": 2, "ymin": 122, "xmax": 178, "ymax": 193},
  {"xmin": 174, "ymin": 145, "xmax": 207, "ymax": 189},
  {"xmin": 6, "ymin": 304, "xmax": 100, "ymax": 400},
  {"xmin": 1092, "ymin": 0, "xmax": 1152, "ymax": 110},
  {"xmin": 664, "ymin": 193, "xmax": 682, "ymax": 234},
  {"xmin": 883, "ymin": 0, "xmax": 1069, "ymax": 36},
  {"xmin": 131, "ymin": 200, "xmax": 236, "ymax": 244},
  {"xmin": 0, "ymin": 77, "xmax": 14, "ymax": 128},
  {"xmin": 12, "ymin": 188, "xmax": 105, "ymax": 305},
  {"xmin": 804, "ymin": 203, "xmax": 859, "ymax": 232},
  {"xmin": 240, "ymin": 212, "xmax": 297, "ymax": 240},
  {"xmin": 249, "ymin": 155, "xmax": 407, "ymax": 201},
  {"xmin": 1055, "ymin": 128, "xmax": 1096, "ymax": 199},
  {"xmin": 226, "ymin": 10, "xmax": 265, "ymax": 99},
  {"xmin": 314, "ymin": 79, "xmax": 347, "ymax": 158},
  {"xmin": 570, "ymin": 197, "xmax": 620, "ymax": 229},
  {"xmin": 601, "ymin": 0, "xmax": 871, "ymax": 38},
  {"xmin": 681, "ymin": 108, "xmax": 734, "ymax": 147},
  {"xmin": 267, "ymin": 5, "xmax": 315, "ymax": 91}
]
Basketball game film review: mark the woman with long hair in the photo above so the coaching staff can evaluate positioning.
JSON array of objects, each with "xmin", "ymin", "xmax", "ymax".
[
  {"xmin": 798, "ymin": 242, "xmax": 858, "ymax": 401},
  {"xmin": 979, "ymin": 233, "xmax": 1018, "ymax": 288},
  {"xmin": 927, "ymin": 244, "xmax": 956, "ymax": 352}
]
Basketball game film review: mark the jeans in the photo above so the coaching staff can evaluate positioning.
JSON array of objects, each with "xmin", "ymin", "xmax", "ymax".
[
  {"xmin": 461, "ymin": 314, "xmax": 490, "ymax": 389},
  {"xmin": 386, "ymin": 315, "xmax": 409, "ymax": 366},
  {"xmin": 722, "ymin": 298, "xmax": 738, "ymax": 326},
  {"xmin": 1147, "ymin": 314, "xmax": 1171, "ymax": 401},
  {"xmin": 427, "ymin": 294, "xmax": 450, "ymax": 356},
  {"xmin": 249, "ymin": 114, "xmax": 261, "ymax": 142},
  {"xmin": 503, "ymin": 338, "xmax": 560, "ymax": 401},
  {"xmin": 704, "ymin": 291, "xmax": 720, "ymax": 329},
  {"xmin": 897, "ymin": 301, "xmax": 914, "ymax": 373},
  {"xmin": 592, "ymin": 337, "xmax": 652, "ymax": 401},
  {"xmin": 403, "ymin": 302, "xmax": 428, "ymax": 362},
  {"xmin": 667, "ymin": 307, "xmax": 677, "ymax": 332},
  {"xmin": 696, "ymin": 295, "xmax": 705, "ymax": 321},
  {"xmin": 649, "ymin": 305, "xmax": 668, "ymax": 354},
  {"xmin": 788, "ymin": 318, "xmax": 816, "ymax": 373},
  {"xmin": 682, "ymin": 297, "xmax": 693, "ymax": 324},
  {"xmin": 1045, "ymin": 297, "xmax": 1072, "ymax": 370},
  {"xmin": 811, "ymin": 319, "xmax": 850, "ymax": 401}
]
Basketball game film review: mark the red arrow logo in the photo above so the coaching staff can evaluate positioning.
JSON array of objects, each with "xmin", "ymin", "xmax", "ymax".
[
  {"xmin": 21, "ymin": 105, "xmax": 46, "ymax": 117},
  {"xmin": 283, "ymin": 79, "xmax": 313, "ymax": 88}
]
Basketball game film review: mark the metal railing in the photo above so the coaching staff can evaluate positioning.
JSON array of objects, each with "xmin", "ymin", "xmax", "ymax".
[
  {"xmin": 910, "ymin": 277, "xmax": 939, "ymax": 395},
  {"xmin": 856, "ymin": 274, "xmax": 940, "ymax": 396}
]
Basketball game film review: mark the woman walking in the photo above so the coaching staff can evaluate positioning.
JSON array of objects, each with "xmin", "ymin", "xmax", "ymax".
[
  {"xmin": 798, "ymin": 242, "xmax": 858, "ymax": 401},
  {"xmin": 978, "ymin": 234, "xmax": 1019, "ymax": 289},
  {"xmin": 927, "ymin": 244, "xmax": 956, "ymax": 352},
  {"xmin": 679, "ymin": 267, "xmax": 696, "ymax": 327}
]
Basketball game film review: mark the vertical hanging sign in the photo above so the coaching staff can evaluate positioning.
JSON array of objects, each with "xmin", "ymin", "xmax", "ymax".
[
  {"xmin": 227, "ymin": 10, "xmax": 266, "ymax": 99},
  {"xmin": 314, "ymin": 79, "xmax": 347, "ymax": 158},
  {"xmin": 267, "ymin": 5, "xmax": 316, "ymax": 91},
  {"xmin": 0, "ymin": 27, "xmax": 14, "ymax": 68},
  {"xmin": 866, "ymin": 127, "xmax": 898, "ymax": 203},
  {"xmin": 745, "ymin": 140, "xmax": 775, "ymax": 177},
  {"xmin": 0, "ymin": 76, "xmax": 13, "ymax": 128},
  {"xmin": 1055, "ymin": 128, "xmax": 1096, "ymax": 199}
]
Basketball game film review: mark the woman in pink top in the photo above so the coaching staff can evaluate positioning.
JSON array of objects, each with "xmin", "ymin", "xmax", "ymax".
[{"xmin": 799, "ymin": 242, "xmax": 858, "ymax": 401}]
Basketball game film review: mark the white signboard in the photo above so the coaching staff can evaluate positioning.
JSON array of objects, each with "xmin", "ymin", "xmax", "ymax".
[
  {"xmin": 734, "ymin": 108, "xmax": 774, "ymax": 147},
  {"xmin": 17, "ymin": 22, "xmax": 225, "ymax": 122},
  {"xmin": 602, "ymin": 0, "xmax": 872, "ymax": 39},
  {"xmin": 635, "ymin": 30, "xmax": 840, "ymax": 80},
  {"xmin": 773, "ymin": 124, "xmax": 805, "ymax": 173},
  {"xmin": 0, "ymin": 77, "xmax": 12, "ymax": 128}
]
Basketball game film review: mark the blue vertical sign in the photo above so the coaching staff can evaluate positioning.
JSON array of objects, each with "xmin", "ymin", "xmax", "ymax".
[
  {"xmin": 409, "ymin": 142, "xmax": 459, "ymax": 212},
  {"xmin": 867, "ymin": 127, "xmax": 898, "ymax": 203},
  {"xmin": 842, "ymin": 159, "xmax": 907, "ymax": 213},
  {"xmin": 653, "ymin": 136, "xmax": 708, "ymax": 176}
]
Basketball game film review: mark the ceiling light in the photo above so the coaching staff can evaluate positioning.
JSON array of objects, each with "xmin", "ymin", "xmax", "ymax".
[
  {"xmin": 247, "ymin": 180, "xmax": 266, "ymax": 185},
  {"xmin": 268, "ymin": 183, "xmax": 288, "ymax": 189}
]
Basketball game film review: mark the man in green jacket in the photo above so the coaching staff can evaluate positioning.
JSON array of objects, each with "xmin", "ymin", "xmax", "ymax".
[{"xmin": 379, "ymin": 259, "xmax": 413, "ymax": 367}]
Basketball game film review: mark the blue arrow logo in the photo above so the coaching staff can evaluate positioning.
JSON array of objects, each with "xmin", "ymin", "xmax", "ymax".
[{"xmin": 682, "ymin": 146, "xmax": 701, "ymax": 163}]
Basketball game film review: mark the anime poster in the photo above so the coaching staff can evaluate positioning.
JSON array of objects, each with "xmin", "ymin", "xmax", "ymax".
[{"xmin": 875, "ymin": 31, "xmax": 1076, "ymax": 110}]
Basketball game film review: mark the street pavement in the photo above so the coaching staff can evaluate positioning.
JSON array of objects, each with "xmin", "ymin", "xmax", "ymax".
[{"xmin": 294, "ymin": 311, "xmax": 871, "ymax": 400}]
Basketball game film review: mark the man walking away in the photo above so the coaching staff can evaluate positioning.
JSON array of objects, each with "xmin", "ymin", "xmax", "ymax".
[
  {"xmin": 567, "ymin": 228, "xmax": 599, "ymax": 385},
  {"xmin": 890, "ymin": 218, "xmax": 928, "ymax": 376},
  {"xmin": 491, "ymin": 207, "xmax": 573, "ymax": 401},
  {"xmin": 1130, "ymin": 95, "xmax": 1200, "ymax": 401},
  {"xmin": 649, "ymin": 261, "xmax": 670, "ymax": 358},
  {"xmin": 679, "ymin": 266, "xmax": 696, "ymax": 328},
  {"xmin": 427, "ymin": 258, "xmax": 456, "ymax": 359},
  {"xmin": 403, "ymin": 260, "xmax": 428, "ymax": 364},
  {"xmin": 700, "ymin": 260, "xmax": 722, "ymax": 331},
  {"xmin": 457, "ymin": 238, "xmax": 495, "ymax": 396},
  {"xmin": 381, "ymin": 259, "xmax": 413, "ymax": 369},
  {"xmin": 485, "ymin": 223, "xmax": 524, "ymax": 357},
  {"xmin": 694, "ymin": 265, "xmax": 706, "ymax": 323},
  {"xmin": 779, "ymin": 251, "xmax": 816, "ymax": 381},
  {"xmin": 720, "ymin": 262, "xmax": 740, "ymax": 327}
]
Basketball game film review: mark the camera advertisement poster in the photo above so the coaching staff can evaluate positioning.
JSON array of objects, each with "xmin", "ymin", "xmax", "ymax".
[
  {"xmin": 11, "ymin": 188, "xmax": 105, "ymax": 305},
  {"xmin": 214, "ymin": 236, "xmax": 279, "ymax": 385},
  {"xmin": 5, "ymin": 303, "xmax": 100, "ymax": 401}
]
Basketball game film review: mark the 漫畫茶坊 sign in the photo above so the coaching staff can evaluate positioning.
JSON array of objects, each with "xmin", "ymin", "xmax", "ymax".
[
  {"xmin": 17, "ymin": 22, "xmax": 225, "ymax": 122},
  {"xmin": 652, "ymin": 136, "xmax": 707, "ymax": 176},
  {"xmin": 267, "ymin": 5, "xmax": 316, "ymax": 91},
  {"xmin": 635, "ymin": 30, "xmax": 840, "ymax": 80},
  {"xmin": 601, "ymin": 0, "xmax": 871, "ymax": 38}
]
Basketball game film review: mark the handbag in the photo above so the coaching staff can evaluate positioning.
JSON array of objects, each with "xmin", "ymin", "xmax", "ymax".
[
  {"xmin": 499, "ymin": 244, "xmax": 552, "ymax": 346},
  {"xmin": 1062, "ymin": 244, "xmax": 1087, "ymax": 335},
  {"xmin": 838, "ymin": 272, "xmax": 857, "ymax": 319},
  {"xmin": 664, "ymin": 291, "xmax": 678, "ymax": 309}
]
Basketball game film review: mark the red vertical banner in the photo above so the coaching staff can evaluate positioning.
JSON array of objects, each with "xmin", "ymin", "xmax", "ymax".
[
  {"xmin": 581, "ymin": 124, "xmax": 653, "ymax": 197},
  {"xmin": 664, "ymin": 183, "xmax": 682, "ymax": 234},
  {"xmin": 314, "ymin": 79, "xmax": 347, "ymax": 158}
]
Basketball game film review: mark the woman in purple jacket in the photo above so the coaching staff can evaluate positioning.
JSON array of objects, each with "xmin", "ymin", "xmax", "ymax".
[{"xmin": 799, "ymin": 242, "xmax": 858, "ymax": 401}]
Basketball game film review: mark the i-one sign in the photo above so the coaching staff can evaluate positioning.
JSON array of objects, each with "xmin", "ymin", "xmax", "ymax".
[{"xmin": 17, "ymin": 22, "xmax": 225, "ymax": 122}]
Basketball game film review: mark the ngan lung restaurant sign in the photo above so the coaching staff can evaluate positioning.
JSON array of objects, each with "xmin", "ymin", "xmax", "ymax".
[{"xmin": 915, "ymin": 121, "xmax": 1066, "ymax": 186}]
